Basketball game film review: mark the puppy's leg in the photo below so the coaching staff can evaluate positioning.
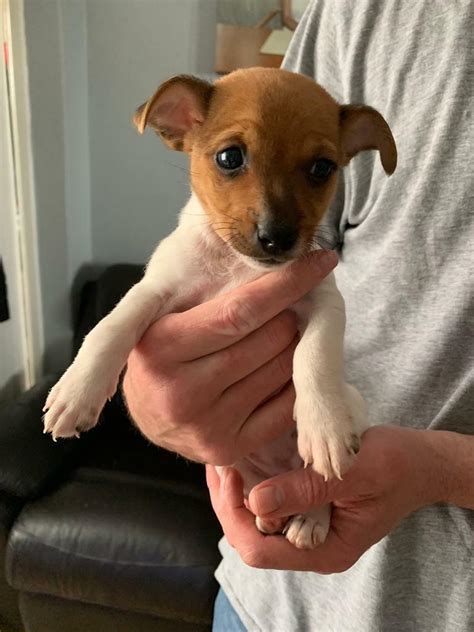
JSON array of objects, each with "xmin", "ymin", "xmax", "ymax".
[
  {"xmin": 43, "ymin": 226, "xmax": 203, "ymax": 440},
  {"xmin": 43, "ymin": 279, "xmax": 168, "ymax": 439},
  {"xmin": 292, "ymin": 272, "xmax": 370, "ymax": 481},
  {"xmin": 283, "ymin": 381, "xmax": 366, "ymax": 549}
]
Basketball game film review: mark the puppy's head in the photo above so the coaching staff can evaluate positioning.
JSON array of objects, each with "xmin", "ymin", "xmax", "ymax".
[{"xmin": 134, "ymin": 68, "xmax": 397, "ymax": 267}]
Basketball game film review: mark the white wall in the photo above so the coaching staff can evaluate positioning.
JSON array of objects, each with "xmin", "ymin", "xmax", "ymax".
[
  {"xmin": 23, "ymin": 0, "xmax": 217, "ymax": 373},
  {"xmin": 61, "ymin": 0, "xmax": 92, "ymax": 287},
  {"xmin": 87, "ymin": 0, "xmax": 217, "ymax": 264},
  {"xmin": 23, "ymin": 0, "xmax": 75, "ymax": 372}
]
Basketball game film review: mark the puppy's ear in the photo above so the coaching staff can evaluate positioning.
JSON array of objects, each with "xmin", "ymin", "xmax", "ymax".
[
  {"xmin": 133, "ymin": 75, "xmax": 214, "ymax": 151},
  {"xmin": 339, "ymin": 105, "xmax": 397, "ymax": 175}
]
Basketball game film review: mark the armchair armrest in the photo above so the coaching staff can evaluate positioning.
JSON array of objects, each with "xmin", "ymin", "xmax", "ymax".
[{"xmin": 0, "ymin": 376, "xmax": 82, "ymax": 500}]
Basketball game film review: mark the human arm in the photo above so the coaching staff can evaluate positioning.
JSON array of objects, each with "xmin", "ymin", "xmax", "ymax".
[
  {"xmin": 206, "ymin": 425, "xmax": 474, "ymax": 573},
  {"xmin": 424, "ymin": 429, "xmax": 474, "ymax": 510}
]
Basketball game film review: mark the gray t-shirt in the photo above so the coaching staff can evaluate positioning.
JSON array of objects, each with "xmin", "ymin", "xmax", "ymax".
[{"xmin": 215, "ymin": 1, "xmax": 474, "ymax": 630}]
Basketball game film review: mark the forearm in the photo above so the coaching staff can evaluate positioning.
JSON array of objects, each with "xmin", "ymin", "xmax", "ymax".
[{"xmin": 425, "ymin": 430, "xmax": 474, "ymax": 510}]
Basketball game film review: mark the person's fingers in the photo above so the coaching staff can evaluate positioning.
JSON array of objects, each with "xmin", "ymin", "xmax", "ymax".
[
  {"xmin": 248, "ymin": 468, "xmax": 343, "ymax": 518},
  {"xmin": 205, "ymin": 464, "xmax": 221, "ymax": 509},
  {"xmin": 211, "ymin": 466, "xmax": 357, "ymax": 573},
  {"xmin": 225, "ymin": 518, "xmax": 358, "ymax": 573},
  {"xmin": 221, "ymin": 467, "xmax": 247, "ymax": 509},
  {"xmin": 208, "ymin": 466, "xmax": 266, "ymax": 550},
  {"xmin": 221, "ymin": 338, "xmax": 297, "ymax": 413},
  {"xmin": 248, "ymin": 428, "xmax": 386, "ymax": 518},
  {"xmin": 235, "ymin": 382, "xmax": 296, "ymax": 456},
  {"xmin": 206, "ymin": 466, "xmax": 248, "ymax": 514},
  {"xmin": 146, "ymin": 250, "xmax": 338, "ymax": 362},
  {"xmin": 202, "ymin": 383, "xmax": 295, "ymax": 474},
  {"xmin": 194, "ymin": 311, "xmax": 297, "ymax": 391}
]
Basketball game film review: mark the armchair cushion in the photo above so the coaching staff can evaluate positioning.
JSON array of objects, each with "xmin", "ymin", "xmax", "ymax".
[{"xmin": 7, "ymin": 465, "xmax": 221, "ymax": 626}]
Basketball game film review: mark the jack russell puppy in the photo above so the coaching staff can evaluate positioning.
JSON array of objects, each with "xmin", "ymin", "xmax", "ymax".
[{"xmin": 43, "ymin": 68, "xmax": 397, "ymax": 550}]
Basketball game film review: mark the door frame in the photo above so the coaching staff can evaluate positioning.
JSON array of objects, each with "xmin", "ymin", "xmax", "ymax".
[{"xmin": 2, "ymin": 0, "xmax": 44, "ymax": 387}]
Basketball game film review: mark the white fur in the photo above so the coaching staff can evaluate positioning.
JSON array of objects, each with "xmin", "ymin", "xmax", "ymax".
[{"xmin": 43, "ymin": 193, "xmax": 370, "ymax": 548}]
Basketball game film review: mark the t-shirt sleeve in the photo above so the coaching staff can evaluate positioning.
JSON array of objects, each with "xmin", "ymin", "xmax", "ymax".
[{"xmin": 281, "ymin": 0, "xmax": 346, "ymax": 250}]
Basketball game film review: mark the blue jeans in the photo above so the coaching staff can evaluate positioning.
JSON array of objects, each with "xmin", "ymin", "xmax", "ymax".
[{"xmin": 212, "ymin": 588, "xmax": 247, "ymax": 631}]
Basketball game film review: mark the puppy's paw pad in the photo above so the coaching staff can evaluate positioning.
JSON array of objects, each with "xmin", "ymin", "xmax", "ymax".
[
  {"xmin": 284, "ymin": 513, "xmax": 329, "ymax": 549},
  {"xmin": 255, "ymin": 516, "xmax": 288, "ymax": 535}
]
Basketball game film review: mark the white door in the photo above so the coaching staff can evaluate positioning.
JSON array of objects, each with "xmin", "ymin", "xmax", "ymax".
[{"xmin": 0, "ymin": 0, "xmax": 28, "ymax": 403}]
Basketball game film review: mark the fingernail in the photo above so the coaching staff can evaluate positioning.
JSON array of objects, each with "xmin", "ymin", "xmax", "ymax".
[{"xmin": 253, "ymin": 486, "xmax": 284, "ymax": 515}]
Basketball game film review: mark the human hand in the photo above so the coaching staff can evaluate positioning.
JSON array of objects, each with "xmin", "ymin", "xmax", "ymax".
[
  {"xmin": 122, "ymin": 250, "xmax": 337, "ymax": 464},
  {"xmin": 207, "ymin": 425, "xmax": 443, "ymax": 572}
]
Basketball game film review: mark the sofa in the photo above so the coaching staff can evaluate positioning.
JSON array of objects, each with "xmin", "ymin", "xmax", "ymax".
[{"xmin": 0, "ymin": 264, "xmax": 222, "ymax": 632}]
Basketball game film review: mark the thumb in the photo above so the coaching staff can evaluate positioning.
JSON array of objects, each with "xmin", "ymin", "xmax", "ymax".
[{"xmin": 249, "ymin": 468, "xmax": 341, "ymax": 518}]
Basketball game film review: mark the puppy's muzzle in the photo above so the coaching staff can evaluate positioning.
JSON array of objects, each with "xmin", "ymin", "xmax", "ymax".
[{"xmin": 255, "ymin": 219, "xmax": 299, "ymax": 259}]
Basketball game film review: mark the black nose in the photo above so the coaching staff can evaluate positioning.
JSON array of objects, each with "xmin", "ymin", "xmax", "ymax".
[{"xmin": 256, "ymin": 221, "xmax": 298, "ymax": 256}]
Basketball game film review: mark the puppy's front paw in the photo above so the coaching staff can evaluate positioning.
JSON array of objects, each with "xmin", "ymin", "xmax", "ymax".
[
  {"xmin": 43, "ymin": 363, "xmax": 117, "ymax": 440},
  {"xmin": 283, "ymin": 506, "xmax": 331, "ymax": 549},
  {"xmin": 297, "ymin": 423, "xmax": 360, "ymax": 481},
  {"xmin": 295, "ymin": 394, "xmax": 361, "ymax": 481}
]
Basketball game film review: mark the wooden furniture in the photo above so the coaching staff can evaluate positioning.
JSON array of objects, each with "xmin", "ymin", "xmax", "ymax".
[
  {"xmin": 215, "ymin": 23, "xmax": 283, "ymax": 73},
  {"xmin": 214, "ymin": 1, "xmax": 303, "ymax": 74},
  {"xmin": 281, "ymin": 0, "xmax": 298, "ymax": 30}
]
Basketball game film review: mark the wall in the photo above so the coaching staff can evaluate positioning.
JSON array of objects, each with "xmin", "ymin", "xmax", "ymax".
[
  {"xmin": 22, "ymin": 0, "xmax": 217, "ymax": 372},
  {"xmin": 23, "ymin": 0, "xmax": 76, "ymax": 372},
  {"xmin": 87, "ymin": 0, "xmax": 217, "ymax": 265},
  {"xmin": 60, "ymin": 0, "xmax": 92, "ymax": 287}
]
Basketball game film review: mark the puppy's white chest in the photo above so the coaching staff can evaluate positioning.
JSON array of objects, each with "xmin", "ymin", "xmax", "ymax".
[{"xmin": 183, "ymin": 245, "xmax": 265, "ymax": 307}]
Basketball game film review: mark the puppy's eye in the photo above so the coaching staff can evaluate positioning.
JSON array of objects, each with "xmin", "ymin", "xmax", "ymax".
[
  {"xmin": 215, "ymin": 146, "xmax": 245, "ymax": 173},
  {"xmin": 309, "ymin": 158, "xmax": 336, "ymax": 182}
]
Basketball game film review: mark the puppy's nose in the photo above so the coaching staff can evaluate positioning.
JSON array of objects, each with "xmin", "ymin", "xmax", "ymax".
[{"xmin": 256, "ymin": 221, "xmax": 298, "ymax": 256}]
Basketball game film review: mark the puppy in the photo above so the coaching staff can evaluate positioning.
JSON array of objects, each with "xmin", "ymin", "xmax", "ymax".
[{"xmin": 43, "ymin": 68, "xmax": 397, "ymax": 549}]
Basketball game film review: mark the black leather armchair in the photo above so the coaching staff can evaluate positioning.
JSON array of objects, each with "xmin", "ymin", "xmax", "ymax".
[{"xmin": 0, "ymin": 265, "xmax": 222, "ymax": 632}]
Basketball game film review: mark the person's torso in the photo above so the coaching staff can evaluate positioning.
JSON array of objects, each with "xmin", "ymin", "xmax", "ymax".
[{"xmin": 216, "ymin": 2, "xmax": 474, "ymax": 630}]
